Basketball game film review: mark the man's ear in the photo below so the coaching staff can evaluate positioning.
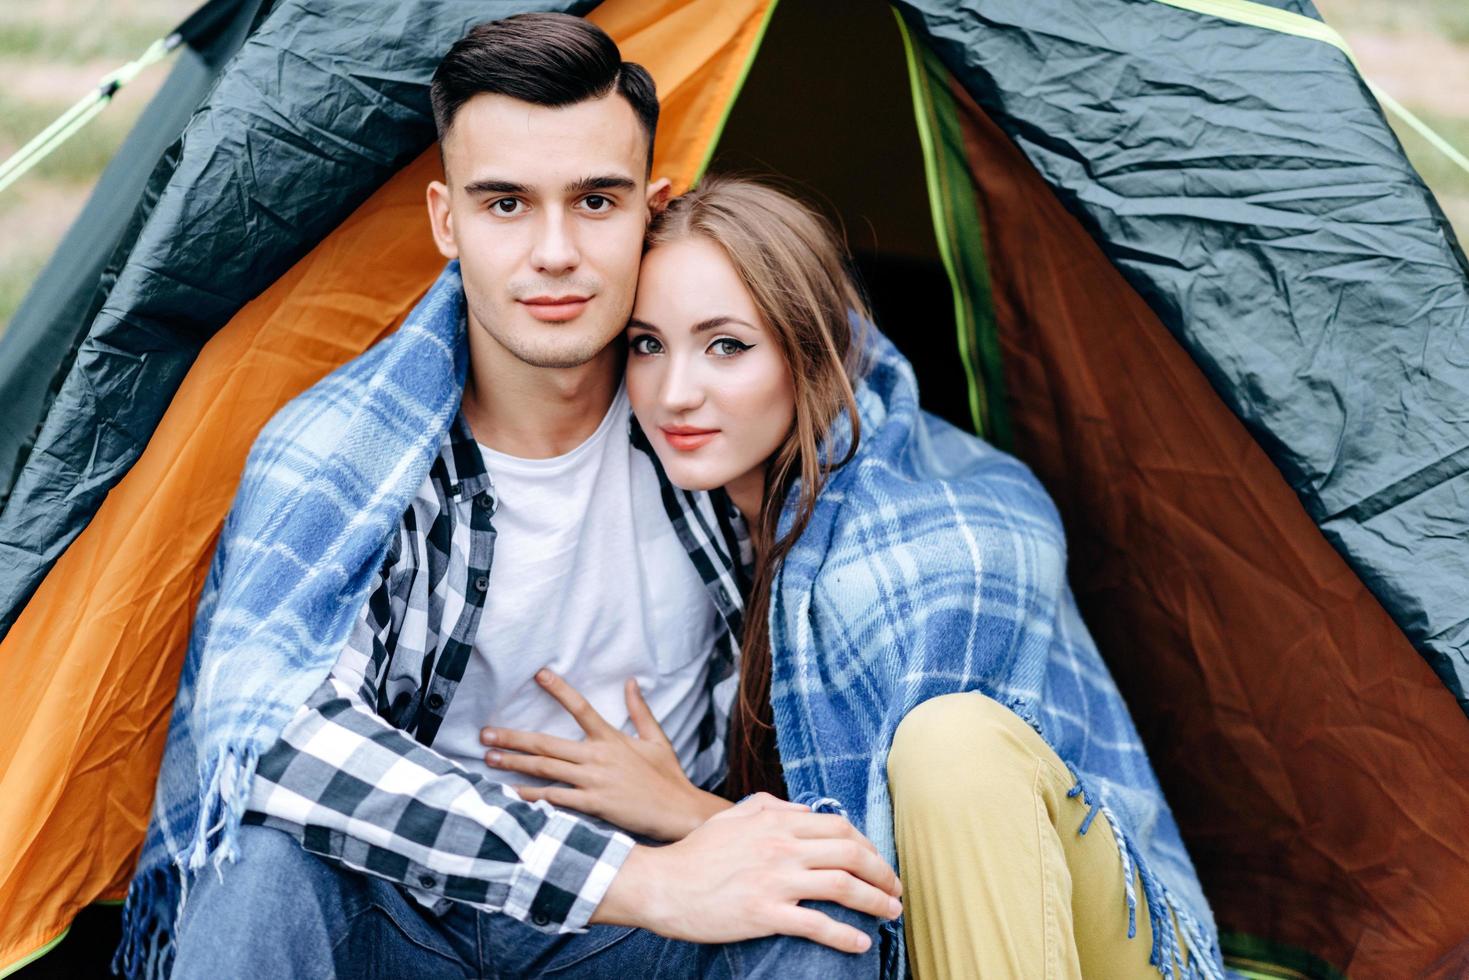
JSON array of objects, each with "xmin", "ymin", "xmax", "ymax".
[
  {"xmin": 426, "ymin": 179, "xmax": 459, "ymax": 260},
  {"xmin": 646, "ymin": 176, "xmax": 673, "ymax": 214}
]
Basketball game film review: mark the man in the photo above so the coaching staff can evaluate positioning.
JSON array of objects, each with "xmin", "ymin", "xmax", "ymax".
[{"xmin": 156, "ymin": 13, "xmax": 900, "ymax": 979}]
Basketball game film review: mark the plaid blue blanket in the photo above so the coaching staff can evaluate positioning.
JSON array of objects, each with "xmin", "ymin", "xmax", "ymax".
[
  {"xmin": 117, "ymin": 262, "xmax": 472, "ymax": 978},
  {"xmin": 771, "ymin": 324, "xmax": 1225, "ymax": 979}
]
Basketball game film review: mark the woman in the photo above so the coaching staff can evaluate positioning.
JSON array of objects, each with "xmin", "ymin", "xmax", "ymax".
[{"xmin": 479, "ymin": 176, "xmax": 1225, "ymax": 980}]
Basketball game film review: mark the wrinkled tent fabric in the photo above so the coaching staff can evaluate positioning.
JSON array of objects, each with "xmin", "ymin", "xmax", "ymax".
[
  {"xmin": 4, "ymin": 0, "xmax": 1469, "ymax": 976},
  {"xmin": 897, "ymin": 0, "xmax": 1469, "ymax": 705},
  {"xmin": 0, "ymin": 0, "xmax": 273, "ymax": 508},
  {"xmin": 954, "ymin": 80, "xmax": 1469, "ymax": 976},
  {"xmin": 0, "ymin": 0, "xmax": 774, "ymax": 969}
]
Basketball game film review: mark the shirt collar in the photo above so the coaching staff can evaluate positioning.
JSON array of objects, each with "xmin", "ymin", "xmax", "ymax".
[{"xmin": 437, "ymin": 405, "xmax": 495, "ymax": 503}]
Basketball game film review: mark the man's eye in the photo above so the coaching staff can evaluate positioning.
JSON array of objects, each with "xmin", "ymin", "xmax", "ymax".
[
  {"xmin": 630, "ymin": 334, "xmax": 662, "ymax": 355},
  {"xmin": 583, "ymin": 194, "xmax": 612, "ymax": 212},
  {"xmin": 491, "ymin": 198, "xmax": 522, "ymax": 215},
  {"xmin": 710, "ymin": 338, "xmax": 752, "ymax": 357}
]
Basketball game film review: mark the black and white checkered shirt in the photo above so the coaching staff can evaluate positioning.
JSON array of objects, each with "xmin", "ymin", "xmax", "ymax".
[{"xmin": 243, "ymin": 407, "xmax": 749, "ymax": 934}]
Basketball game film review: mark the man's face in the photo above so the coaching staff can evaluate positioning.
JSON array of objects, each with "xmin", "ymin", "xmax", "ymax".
[{"xmin": 427, "ymin": 92, "xmax": 666, "ymax": 369}]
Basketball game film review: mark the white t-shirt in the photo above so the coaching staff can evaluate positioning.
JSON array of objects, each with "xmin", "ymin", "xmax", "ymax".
[{"xmin": 434, "ymin": 382, "xmax": 722, "ymax": 787}]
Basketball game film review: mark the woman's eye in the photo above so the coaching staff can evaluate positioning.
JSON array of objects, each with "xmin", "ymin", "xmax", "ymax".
[
  {"xmin": 709, "ymin": 338, "xmax": 752, "ymax": 358},
  {"xmin": 491, "ymin": 198, "xmax": 522, "ymax": 215},
  {"xmin": 630, "ymin": 334, "xmax": 663, "ymax": 355},
  {"xmin": 582, "ymin": 194, "xmax": 611, "ymax": 212}
]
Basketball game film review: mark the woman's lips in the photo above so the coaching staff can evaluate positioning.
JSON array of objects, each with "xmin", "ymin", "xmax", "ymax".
[
  {"xmin": 519, "ymin": 295, "xmax": 591, "ymax": 322},
  {"xmin": 661, "ymin": 426, "xmax": 719, "ymax": 451}
]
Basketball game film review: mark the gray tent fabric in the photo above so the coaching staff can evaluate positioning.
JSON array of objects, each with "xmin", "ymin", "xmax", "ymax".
[
  {"xmin": 0, "ymin": 0, "xmax": 271, "ymax": 509},
  {"xmin": 0, "ymin": 0, "xmax": 594, "ymax": 642},
  {"xmin": 894, "ymin": 0, "xmax": 1469, "ymax": 708}
]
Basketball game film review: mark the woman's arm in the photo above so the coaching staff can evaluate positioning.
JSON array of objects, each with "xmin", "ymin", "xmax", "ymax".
[{"xmin": 484, "ymin": 669, "xmax": 734, "ymax": 841}]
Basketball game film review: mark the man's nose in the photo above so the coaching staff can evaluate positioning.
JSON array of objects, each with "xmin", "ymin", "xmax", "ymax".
[{"xmin": 530, "ymin": 210, "xmax": 580, "ymax": 276}]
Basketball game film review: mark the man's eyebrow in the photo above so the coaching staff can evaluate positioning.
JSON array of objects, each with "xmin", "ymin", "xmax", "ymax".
[
  {"xmin": 463, "ymin": 178, "xmax": 528, "ymax": 196},
  {"xmin": 567, "ymin": 175, "xmax": 637, "ymax": 195}
]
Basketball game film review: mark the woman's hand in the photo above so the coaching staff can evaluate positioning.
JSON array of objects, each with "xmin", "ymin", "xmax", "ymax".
[{"xmin": 482, "ymin": 668, "xmax": 732, "ymax": 841}]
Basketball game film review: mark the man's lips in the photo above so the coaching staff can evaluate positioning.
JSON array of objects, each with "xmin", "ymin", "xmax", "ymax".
[
  {"xmin": 518, "ymin": 295, "xmax": 591, "ymax": 322},
  {"xmin": 660, "ymin": 425, "xmax": 719, "ymax": 452}
]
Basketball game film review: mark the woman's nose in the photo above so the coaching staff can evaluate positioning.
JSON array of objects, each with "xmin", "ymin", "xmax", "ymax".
[{"xmin": 660, "ymin": 356, "xmax": 705, "ymax": 412}]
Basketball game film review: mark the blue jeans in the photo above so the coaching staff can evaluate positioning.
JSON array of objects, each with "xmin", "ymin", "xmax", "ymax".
[{"xmin": 170, "ymin": 825, "xmax": 887, "ymax": 979}]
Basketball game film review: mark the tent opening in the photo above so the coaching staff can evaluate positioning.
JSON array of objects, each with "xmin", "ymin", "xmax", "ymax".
[{"xmin": 707, "ymin": 0, "xmax": 978, "ymax": 434}]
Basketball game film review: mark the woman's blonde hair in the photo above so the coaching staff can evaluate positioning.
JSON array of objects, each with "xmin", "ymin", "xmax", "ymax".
[{"xmin": 645, "ymin": 175, "xmax": 869, "ymax": 799}]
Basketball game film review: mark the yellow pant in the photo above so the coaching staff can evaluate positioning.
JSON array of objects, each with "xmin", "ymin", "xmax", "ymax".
[{"xmin": 888, "ymin": 693, "xmax": 1187, "ymax": 979}]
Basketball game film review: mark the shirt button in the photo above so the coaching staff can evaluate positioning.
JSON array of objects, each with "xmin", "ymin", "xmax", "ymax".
[
  {"xmin": 531, "ymin": 912, "xmax": 550, "ymax": 927},
  {"xmin": 419, "ymin": 874, "xmax": 437, "ymax": 889},
  {"xmin": 475, "ymin": 494, "xmax": 493, "ymax": 509},
  {"xmin": 474, "ymin": 575, "xmax": 489, "ymax": 592},
  {"xmin": 427, "ymin": 693, "xmax": 445, "ymax": 710}
]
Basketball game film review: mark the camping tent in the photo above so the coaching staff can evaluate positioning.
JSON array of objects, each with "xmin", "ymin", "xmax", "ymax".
[{"xmin": 3, "ymin": 0, "xmax": 1468, "ymax": 976}]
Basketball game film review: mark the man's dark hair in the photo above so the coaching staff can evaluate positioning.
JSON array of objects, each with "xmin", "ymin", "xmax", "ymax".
[{"xmin": 430, "ymin": 13, "xmax": 659, "ymax": 173}]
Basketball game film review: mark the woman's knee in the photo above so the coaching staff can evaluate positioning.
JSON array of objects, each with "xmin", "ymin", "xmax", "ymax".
[
  {"xmin": 890, "ymin": 693, "xmax": 1023, "ymax": 766},
  {"xmin": 888, "ymin": 693, "xmax": 1050, "ymax": 805}
]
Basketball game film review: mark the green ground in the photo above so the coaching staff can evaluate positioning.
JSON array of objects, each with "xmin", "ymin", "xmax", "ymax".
[
  {"xmin": 0, "ymin": 0, "xmax": 1466, "ymax": 337},
  {"xmin": 0, "ymin": 0, "xmax": 190, "ymax": 335}
]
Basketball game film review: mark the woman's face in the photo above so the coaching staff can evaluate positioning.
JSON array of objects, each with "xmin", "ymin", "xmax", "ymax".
[{"xmin": 626, "ymin": 237, "xmax": 796, "ymax": 503}]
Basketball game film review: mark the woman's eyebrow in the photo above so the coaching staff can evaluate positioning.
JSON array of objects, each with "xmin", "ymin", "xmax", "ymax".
[
  {"xmin": 627, "ymin": 317, "xmax": 660, "ymax": 333},
  {"xmin": 692, "ymin": 316, "xmax": 755, "ymax": 334}
]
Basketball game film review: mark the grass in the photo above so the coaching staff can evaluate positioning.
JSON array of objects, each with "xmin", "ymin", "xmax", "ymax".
[
  {"xmin": 0, "ymin": 0, "xmax": 191, "ymax": 339},
  {"xmin": 1315, "ymin": 0, "xmax": 1469, "ymax": 45},
  {"xmin": 0, "ymin": 89, "xmax": 151, "ymax": 188},
  {"xmin": 0, "ymin": 1, "xmax": 185, "ymax": 63}
]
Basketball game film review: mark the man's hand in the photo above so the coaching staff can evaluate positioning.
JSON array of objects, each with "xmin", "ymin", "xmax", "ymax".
[
  {"xmin": 482, "ymin": 668, "xmax": 729, "ymax": 840},
  {"xmin": 591, "ymin": 794, "xmax": 903, "ymax": 954}
]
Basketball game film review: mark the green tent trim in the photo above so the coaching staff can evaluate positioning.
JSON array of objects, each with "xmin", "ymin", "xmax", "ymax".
[{"xmin": 898, "ymin": 12, "xmax": 1010, "ymax": 446}]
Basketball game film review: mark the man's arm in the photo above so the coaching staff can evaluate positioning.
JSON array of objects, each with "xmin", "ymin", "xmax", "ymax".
[
  {"xmin": 243, "ymin": 557, "xmax": 631, "ymax": 934},
  {"xmin": 246, "ymin": 674, "xmax": 634, "ymax": 932},
  {"xmin": 247, "ymin": 679, "xmax": 901, "ymax": 950}
]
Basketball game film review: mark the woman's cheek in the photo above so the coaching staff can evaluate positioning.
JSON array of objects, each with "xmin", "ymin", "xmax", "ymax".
[
  {"xmin": 624, "ymin": 356, "xmax": 657, "ymax": 417},
  {"xmin": 719, "ymin": 358, "xmax": 794, "ymax": 461}
]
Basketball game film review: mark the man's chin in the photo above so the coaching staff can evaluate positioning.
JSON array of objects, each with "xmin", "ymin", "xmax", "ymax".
[{"xmin": 503, "ymin": 328, "xmax": 620, "ymax": 370}]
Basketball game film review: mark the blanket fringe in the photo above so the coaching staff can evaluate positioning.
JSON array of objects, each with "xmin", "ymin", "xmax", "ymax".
[
  {"xmin": 115, "ymin": 745, "xmax": 261, "ymax": 979},
  {"xmin": 993, "ymin": 692, "xmax": 1222, "ymax": 979},
  {"xmin": 1067, "ymin": 774, "xmax": 1225, "ymax": 980},
  {"xmin": 112, "ymin": 862, "xmax": 178, "ymax": 980}
]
